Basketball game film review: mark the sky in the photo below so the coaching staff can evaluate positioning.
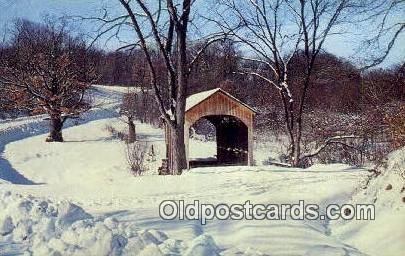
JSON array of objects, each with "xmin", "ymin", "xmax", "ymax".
[{"xmin": 0, "ymin": 0, "xmax": 404, "ymax": 68}]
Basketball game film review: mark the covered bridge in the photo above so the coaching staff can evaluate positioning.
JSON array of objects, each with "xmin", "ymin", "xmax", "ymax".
[{"xmin": 165, "ymin": 88, "xmax": 256, "ymax": 170}]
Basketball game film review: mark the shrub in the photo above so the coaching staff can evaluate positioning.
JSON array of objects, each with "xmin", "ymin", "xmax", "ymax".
[
  {"xmin": 105, "ymin": 125, "xmax": 127, "ymax": 141},
  {"xmin": 126, "ymin": 141, "xmax": 149, "ymax": 176}
]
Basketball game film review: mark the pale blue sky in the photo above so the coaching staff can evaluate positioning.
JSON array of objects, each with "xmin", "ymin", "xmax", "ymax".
[{"xmin": 0, "ymin": 0, "xmax": 403, "ymax": 67}]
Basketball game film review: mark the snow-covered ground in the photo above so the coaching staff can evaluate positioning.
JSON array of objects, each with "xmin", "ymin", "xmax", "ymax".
[{"xmin": 0, "ymin": 85, "xmax": 403, "ymax": 255}]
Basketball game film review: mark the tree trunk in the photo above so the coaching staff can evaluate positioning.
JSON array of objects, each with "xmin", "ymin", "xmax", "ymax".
[
  {"xmin": 46, "ymin": 115, "xmax": 64, "ymax": 142},
  {"xmin": 291, "ymin": 112, "xmax": 304, "ymax": 167},
  {"xmin": 292, "ymin": 138, "xmax": 301, "ymax": 167},
  {"xmin": 168, "ymin": 17, "xmax": 190, "ymax": 175},
  {"xmin": 127, "ymin": 116, "xmax": 136, "ymax": 143},
  {"xmin": 170, "ymin": 125, "xmax": 188, "ymax": 175},
  {"xmin": 142, "ymin": 94, "xmax": 148, "ymax": 123}
]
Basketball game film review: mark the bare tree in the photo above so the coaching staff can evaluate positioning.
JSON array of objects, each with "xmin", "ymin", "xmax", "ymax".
[
  {"xmin": 214, "ymin": 0, "xmax": 361, "ymax": 166},
  {"xmin": 90, "ymin": 0, "xmax": 225, "ymax": 174},
  {"xmin": 0, "ymin": 19, "xmax": 95, "ymax": 142}
]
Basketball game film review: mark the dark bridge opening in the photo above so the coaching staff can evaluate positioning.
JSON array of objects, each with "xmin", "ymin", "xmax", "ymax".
[{"xmin": 189, "ymin": 115, "xmax": 248, "ymax": 168}]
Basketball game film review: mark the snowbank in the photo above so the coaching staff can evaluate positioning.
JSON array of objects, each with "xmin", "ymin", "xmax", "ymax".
[
  {"xmin": 332, "ymin": 147, "xmax": 405, "ymax": 256},
  {"xmin": 0, "ymin": 191, "xmax": 220, "ymax": 256}
]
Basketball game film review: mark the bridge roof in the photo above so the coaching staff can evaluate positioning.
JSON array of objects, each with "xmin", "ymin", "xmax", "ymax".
[{"xmin": 186, "ymin": 88, "xmax": 256, "ymax": 113}]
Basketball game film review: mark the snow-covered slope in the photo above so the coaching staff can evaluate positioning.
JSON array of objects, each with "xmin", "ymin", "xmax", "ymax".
[
  {"xmin": 332, "ymin": 147, "xmax": 405, "ymax": 256},
  {"xmin": 0, "ymin": 85, "xmax": 403, "ymax": 255}
]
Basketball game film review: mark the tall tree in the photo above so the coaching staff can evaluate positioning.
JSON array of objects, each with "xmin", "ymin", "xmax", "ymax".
[
  {"xmin": 0, "ymin": 19, "xmax": 95, "ymax": 142},
  {"xmin": 214, "ymin": 0, "xmax": 362, "ymax": 166},
  {"xmin": 92, "ymin": 0, "xmax": 224, "ymax": 174}
]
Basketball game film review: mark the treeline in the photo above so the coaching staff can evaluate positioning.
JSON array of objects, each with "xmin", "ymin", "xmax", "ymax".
[
  {"xmin": 93, "ymin": 40, "xmax": 404, "ymax": 120},
  {"xmin": 93, "ymin": 41, "xmax": 403, "ymax": 112}
]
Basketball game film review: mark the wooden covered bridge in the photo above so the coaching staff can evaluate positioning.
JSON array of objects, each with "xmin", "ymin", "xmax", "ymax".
[{"xmin": 165, "ymin": 88, "xmax": 256, "ymax": 170}]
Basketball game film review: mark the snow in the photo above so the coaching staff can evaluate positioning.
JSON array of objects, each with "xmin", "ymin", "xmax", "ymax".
[
  {"xmin": 185, "ymin": 88, "xmax": 255, "ymax": 113},
  {"xmin": 331, "ymin": 147, "xmax": 405, "ymax": 256},
  {"xmin": 0, "ymin": 85, "xmax": 403, "ymax": 255},
  {"xmin": 0, "ymin": 190, "xmax": 207, "ymax": 256},
  {"xmin": 0, "ymin": 85, "xmax": 124, "ymax": 185},
  {"xmin": 188, "ymin": 138, "xmax": 217, "ymax": 160},
  {"xmin": 186, "ymin": 88, "xmax": 221, "ymax": 112}
]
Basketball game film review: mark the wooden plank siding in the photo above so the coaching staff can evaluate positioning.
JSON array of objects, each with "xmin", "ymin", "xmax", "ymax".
[{"xmin": 165, "ymin": 89, "xmax": 255, "ymax": 170}]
